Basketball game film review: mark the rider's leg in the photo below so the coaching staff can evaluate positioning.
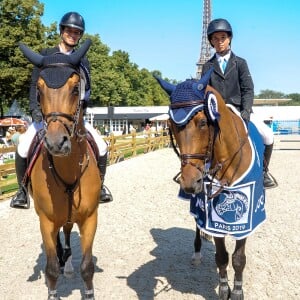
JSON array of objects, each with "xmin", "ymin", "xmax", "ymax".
[
  {"xmin": 10, "ymin": 151, "xmax": 28, "ymax": 208},
  {"xmin": 250, "ymin": 114, "xmax": 277, "ymax": 188},
  {"xmin": 263, "ymin": 143, "xmax": 276, "ymax": 188},
  {"xmin": 97, "ymin": 152, "xmax": 113, "ymax": 203},
  {"xmin": 84, "ymin": 122, "xmax": 113, "ymax": 203},
  {"xmin": 10, "ymin": 122, "xmax": 42, "ymax": 208}
]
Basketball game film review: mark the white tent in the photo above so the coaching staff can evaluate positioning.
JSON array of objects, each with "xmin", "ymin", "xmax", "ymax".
[{"xmin": 149, "ymin": 113, "xmax": 169, "ymax": 121}]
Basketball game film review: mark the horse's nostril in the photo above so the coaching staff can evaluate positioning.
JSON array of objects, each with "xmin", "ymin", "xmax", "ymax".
[{"xmin": 60, "ymin": 135, "xmax": 69, "ymax": 147}]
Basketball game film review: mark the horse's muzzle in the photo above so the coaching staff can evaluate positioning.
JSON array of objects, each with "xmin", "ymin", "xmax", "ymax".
[
  {"xmin": 44, "ymin": 135, "xmax": 71, "ymax": 156},
  {"xmin": 178, "ymin": 173, "xmax": 204, "ymax": 194}
]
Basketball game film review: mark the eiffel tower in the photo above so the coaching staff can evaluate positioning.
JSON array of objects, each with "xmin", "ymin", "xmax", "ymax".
[{"xmin": 195, "ymin": 0, "xmax": 212, "ymax": 79}]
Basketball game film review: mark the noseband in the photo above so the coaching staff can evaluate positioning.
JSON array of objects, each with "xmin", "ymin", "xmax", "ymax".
[
  {"xmin": 169, "ymin": 99, "xmax": 222, "ymax": 186},
  {"xmin": 170, "ymin": 100, "xmax": 248, "ymax": 192},
  {"xmin": 40, "ymin": 63, "xmax": 84, "ymax": 138}
]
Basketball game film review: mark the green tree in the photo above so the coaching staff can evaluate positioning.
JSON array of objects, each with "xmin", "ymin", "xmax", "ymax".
[
  {"xmin": 0, "ymin": 0, "xmax": 58, "ymax": 116},
  {"xmin": 282, "ymin": 93, "xmax": 300, "ymax": 106},
  {"xmin": 256, "ymin": 89, "xmax": 286, "ymax": 99},
  {"xmin": 0, "ymin": 1, "xmax": 173, "ymax": 114}
]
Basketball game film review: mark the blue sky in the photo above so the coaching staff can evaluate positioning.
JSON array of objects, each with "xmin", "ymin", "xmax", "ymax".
[{"xmin": 41, "ymin": 0, "xmax": 300, "ymax": 95}]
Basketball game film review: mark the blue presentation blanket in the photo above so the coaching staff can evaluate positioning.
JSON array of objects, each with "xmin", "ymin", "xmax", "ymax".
[{"xmin": 188, "ymin": 122, "xmax": 266, "ymax": 239}]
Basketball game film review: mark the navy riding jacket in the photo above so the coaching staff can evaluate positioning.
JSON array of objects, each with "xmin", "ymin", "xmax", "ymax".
[{"xmin": 202, "ymin": 52, "xmax": 254, "ymax": 112}]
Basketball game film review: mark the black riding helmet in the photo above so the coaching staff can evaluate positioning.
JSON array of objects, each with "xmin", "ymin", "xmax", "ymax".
[
  {"xmin": 59, "ymin": 12, "xmax": 85, "ymax": 34},
  {"xmin": 207, "ymin": 18, "xmax": 232, "ymax": 46}
]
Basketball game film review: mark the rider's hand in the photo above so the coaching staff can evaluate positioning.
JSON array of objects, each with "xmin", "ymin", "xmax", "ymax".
[
  {"xmin": 31, "ymin": 109, "xmax": 43, "ymax": 123},
  {"xmin": 240, "ymin": 109, "xmax": 251, "ymax": 124}
]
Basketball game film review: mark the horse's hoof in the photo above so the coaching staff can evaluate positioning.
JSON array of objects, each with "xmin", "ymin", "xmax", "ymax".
[
  {"xmin": 84, "ymin": 289, "xmax": 95, "ymax": 299},
  {"xmin": 219, "ymin": 279, "xmax": 231, "ymax": 300},
  {"xmin": 231, "ymin": 289, "xmax": 244, "ymax": 300},
  {"xmin": 191, "ymin": 252, "xmax": 202, "ymax": 266},
  {"xmin": 219, "ymin": 286, "xmax": 230, "ymax": 300},
  {"xmin": 48, "ymin": 289, "xmax": 58, "ymax": 300}
]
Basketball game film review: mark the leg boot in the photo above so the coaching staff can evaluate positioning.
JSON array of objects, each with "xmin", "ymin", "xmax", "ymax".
[
  {"xmin": 10, "ymin": 152, "xmax": 29, "ymax": 209},
  {"xmin": 263, "ymin": 143, "xmax": 277, "ymax": 189},
  {"xmin": 97, "ymin": 152, "xmax": 113, "ymax": 203}
]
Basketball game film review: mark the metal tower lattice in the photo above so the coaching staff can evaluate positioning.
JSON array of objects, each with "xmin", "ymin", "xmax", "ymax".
[{"xmin": 196, "ymin": 0, "xmax": 212, "ymax": 79}]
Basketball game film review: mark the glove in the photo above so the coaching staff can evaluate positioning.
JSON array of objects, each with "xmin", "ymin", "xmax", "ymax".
[
  {"xmin": 240, "ymin": 109, "xmax": 251, "ymax": 124},
  {"xmin": 31, "ymin": 108, "xmax": 43, "ymax": 123}
]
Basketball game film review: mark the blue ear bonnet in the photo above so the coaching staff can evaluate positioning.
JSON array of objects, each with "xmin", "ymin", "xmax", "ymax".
[
  {"xmin": 40, "ymin": 53, "xmax": 78, "ymax": 89},
  {"xmin": 169, "ymin": 79, "xmax": 206, "ymax": 125},
  {"xmin": 169, "ymin": 68, "xmax": 217, "ymax": 125}
]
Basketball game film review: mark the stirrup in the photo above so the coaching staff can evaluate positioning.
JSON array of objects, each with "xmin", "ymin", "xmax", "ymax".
[
  {"xmin": 99, "ymin": 185, "xmax": 113, "ymax": 204},
  {"xmin": 264, "ymin": 171, "xmax": 278, "ymax": 189},
  {"xmin": 10, "ymin": 187, "xmax": 30, "ymax": 209}
]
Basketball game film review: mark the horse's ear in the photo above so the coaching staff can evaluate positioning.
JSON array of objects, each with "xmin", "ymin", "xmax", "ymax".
[
  {"xmin": 19, "ymin": 42, "xmax": 44, "ymax": 67},
  {"xmin": 200, "ymin": 67, "xmax": 214, "ymax": 85},
  {"xmin": 192, "ymin": 67, "xmax": 214, "ymax": 98},
  {"xmin": 154, "ymin": 75, "xmax": 176, "ymax": 96},
  {"xmin": 69, "ymin": 39, "xmax": 92, "ymax": 66}
]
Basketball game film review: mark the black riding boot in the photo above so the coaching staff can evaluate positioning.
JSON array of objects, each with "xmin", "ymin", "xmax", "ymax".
[
  {"xmin": 97, "ymin": 152, "xmax": 113, "ymax": 203},
  {"xmin": 10, "ymin": 152, "xmax": 29, "ymax": 209},
  {"xmin": 263, "ymin": 143, "xmax": 277, "ymax": 189}
]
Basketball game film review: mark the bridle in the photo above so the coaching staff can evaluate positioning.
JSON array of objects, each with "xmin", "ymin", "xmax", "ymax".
[
  {"xmin": 40, "ymin": 62, "xmax": 85, "ymax": 139},
  {"xmin": 169, "ymin": 114, "xmax": 219, "ymax": 186},
  {"xmin": 169, "ymin": 99, "xmax": 248, "ymax": 196},
  {"xmin": 39, "ymin": 62, "xmax": 89, "ymax": 223}
]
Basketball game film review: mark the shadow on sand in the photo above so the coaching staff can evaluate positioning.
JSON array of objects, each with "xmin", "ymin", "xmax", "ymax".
[
  {"xmin": 27, "ymin": 231, "xmax": 103, "ymax": 299},
  {"xmin": 127, "ymin": 227, "xmax": 219, "ymax": 299}
]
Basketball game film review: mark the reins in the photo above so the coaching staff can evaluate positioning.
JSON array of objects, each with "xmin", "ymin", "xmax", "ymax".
[
  {"xmin": 41, "ymin": 63, "xmax": 84, "ymax": 138},
  {"xmin": 41, "ymin": 62, "xmax": 90, "ymax": 223},
  {"xmin": 170, "ymin": 102, "xmax": 249, "ymax": 199},
  {"xmin": 47, "ymin": 150, "xmax": 90, "ymax": 224}
]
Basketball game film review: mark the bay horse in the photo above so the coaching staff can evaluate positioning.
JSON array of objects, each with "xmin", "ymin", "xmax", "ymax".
[
  {"xmin": 155, "ymin": 69, "xmax": 266, "ymax": 300},
  {"xmin": 19, "ymin": 40, "xmax": 101, "ymax": 300}
]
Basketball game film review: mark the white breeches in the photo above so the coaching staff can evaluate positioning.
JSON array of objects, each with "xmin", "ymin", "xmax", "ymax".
[
  {"xmin": 17, "ymin": 121, "xmax": 108, "ymax": 158},
  {"xmin": 250, "ymin": 113, "xmax": 274, "ymax": 145},
  {"xmin": 84, "ymin": 122, "xmax": 108, "ymax": 156}
]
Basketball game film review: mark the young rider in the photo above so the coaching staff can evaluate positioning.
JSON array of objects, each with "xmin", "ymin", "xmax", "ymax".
[
  {"xmin": 10, "ymin": 12, "xmax": 113, "ymax": 208},
  {"xmin": 202, "ymin": 18, "xmax": 277, "ymax": 188}
]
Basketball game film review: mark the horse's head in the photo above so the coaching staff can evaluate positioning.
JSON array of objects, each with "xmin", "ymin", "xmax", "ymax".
[
  {"xmin": 155, "ymin": 69, "xmax": 232, "ymax": 194},
  {"xmin": 19, "ymin": 39, "xmax": 92, "ymax": 156}
]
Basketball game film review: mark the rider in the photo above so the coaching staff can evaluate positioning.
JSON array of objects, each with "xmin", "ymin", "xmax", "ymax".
[
  {"xmin": 10, "ymin": 12, "xmax": 113, "ymax": 208},
  {"xmin": 202, "ymin": 18, "xmax": 277, "ymax": 188}
]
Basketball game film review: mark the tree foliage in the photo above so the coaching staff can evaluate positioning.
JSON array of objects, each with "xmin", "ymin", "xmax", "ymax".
[
  {"xmin": 0, "ymin": 0, "xmax": 58, "ymax": 116},
  {"xmin": 255, "ymin": 89, "xmax": 300, "ymax": 106},
  {"xmin": 0, "ymin": 0, "xmax": 298, "ymax": 118},
  {"xmin": 0, "ymin": 0, "xmax": 169, "ymax": 116}
]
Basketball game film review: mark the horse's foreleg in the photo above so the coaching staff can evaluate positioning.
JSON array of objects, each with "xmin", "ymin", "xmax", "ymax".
[
  {"xmin": 191, "ymin": 224, "xmax": 202, "ymax": 265},
  {"xmin": 56, "ymin": 232, "xmax": 64, "ymax": 267},
  {"xmin": 214, "ymin": 237, "xmax": 230, "ymax": 300},
  {"xmin": 231, "ymin": 238, "xmax": 246, "ymax": 300},
  {"xmin": 62, "ymin": 223, "xmax": 74, "ymax": 278},
  {"xmin": 40, "ymin": 219, "xmax": 60, "ymax": 300},
  {"xmin": 78, "ymin": 213, "xmax": 97, "ymax": 299}
]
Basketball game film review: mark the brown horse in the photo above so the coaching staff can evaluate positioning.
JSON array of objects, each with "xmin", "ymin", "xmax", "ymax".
[
  {"xmin": 19, "ymin": 40, "xmax": 101, "ymax": 300},
  {"xmin": 155, "ymin": 69, "xmax": 266, "ymax": 300}
]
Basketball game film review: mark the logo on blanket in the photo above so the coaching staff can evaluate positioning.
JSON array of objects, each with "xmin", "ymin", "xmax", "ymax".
[
  {"xmin": 191, "ymin": 180, "xmax": 266, "ymax": 239},
  {"xmin": 214, "ymin": 189, "xmax": 248, "ymax": 223},
  {"xmin": 205, "ymin": 182, "xmax": 254, "ymax": 234}
]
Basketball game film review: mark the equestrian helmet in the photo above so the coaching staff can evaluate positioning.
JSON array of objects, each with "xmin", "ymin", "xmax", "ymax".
[
  {"xmin": 59, "ymin": 12, "xmax": 85, "ymax": 33},
  {"xmin": 207, "ymin": 18, "xmax": 233, "ymax": 41}
]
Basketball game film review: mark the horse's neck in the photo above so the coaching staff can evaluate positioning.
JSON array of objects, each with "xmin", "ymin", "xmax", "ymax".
[{"xmin": 213, "ymin": 108, "xmax": 250, "ymax": 185}]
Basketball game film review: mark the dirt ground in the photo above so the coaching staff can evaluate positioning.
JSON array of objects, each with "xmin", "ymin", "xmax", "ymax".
[{"xmin": 0, "ymin": 148, "xmax": 299, "ymax": 300}]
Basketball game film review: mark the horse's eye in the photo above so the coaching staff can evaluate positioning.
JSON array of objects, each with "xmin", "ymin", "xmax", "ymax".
[
  {"xmin": 72, "ymin": 85, "xmax": 79, "ymax": 95},
  {"xmin": 198, "ymin": 119, "xmax": 207, "ymax": 128}
]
